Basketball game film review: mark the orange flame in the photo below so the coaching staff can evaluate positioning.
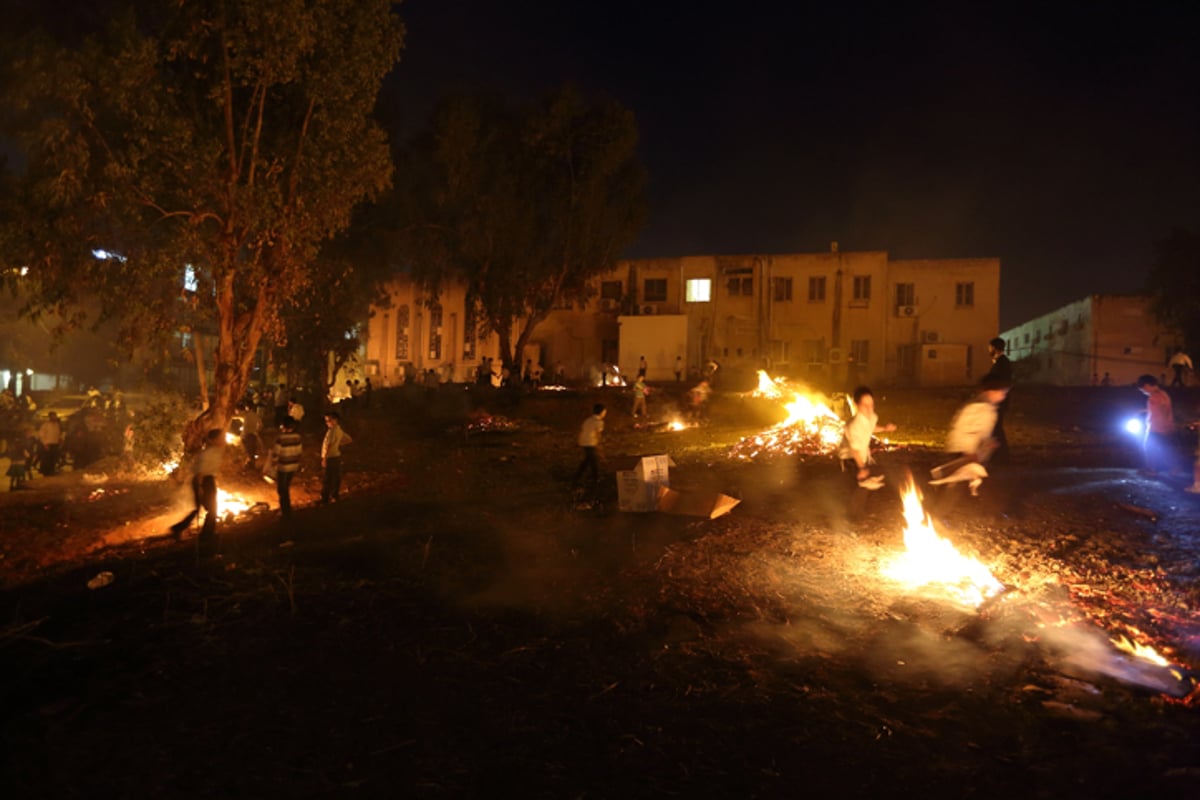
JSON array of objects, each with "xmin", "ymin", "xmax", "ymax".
[
  {"xmin": 880, "ymin": 476, "xmax": 1004, "ymax": 607},
  {"xmin": 1111, "ymin": 634, "xmax": 1170, "ymax": 666}
]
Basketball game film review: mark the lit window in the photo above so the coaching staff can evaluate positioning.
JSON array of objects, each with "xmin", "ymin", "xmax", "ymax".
[
  {"xmin": 184, "ymin": 265, "xmax": 198, "ymax": 293},
  {"xmin": 685, "ymin": 279, "xmax": 711, "ymax": 302}
]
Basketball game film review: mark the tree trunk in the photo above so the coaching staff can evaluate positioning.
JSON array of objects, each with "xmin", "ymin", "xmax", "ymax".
[
  {"xmin": 194, "ymin": 331, "xmax": 209, "ymax": 411},
  {"xmin": 182, "ymin": 277, "xmax": 268, "ymax": 452}
]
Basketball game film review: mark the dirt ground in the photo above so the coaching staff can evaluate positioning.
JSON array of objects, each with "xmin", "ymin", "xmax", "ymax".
[{"xmin": 3, "ymin": 382, "xmax": 1200, "ymax": 798}]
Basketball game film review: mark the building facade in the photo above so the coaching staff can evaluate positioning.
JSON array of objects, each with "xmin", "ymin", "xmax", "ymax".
[
  {"xmin": 365, "ymin": 246, "xmax": 1001, "ymax": 388},
  {"xmin": 1000, "ymin": 294, "xmax": 1183, "ymax": 386}
]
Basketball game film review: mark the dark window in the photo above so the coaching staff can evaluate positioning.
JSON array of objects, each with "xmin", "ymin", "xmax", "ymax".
[
  {"xmin": 644, "ymin": 278, "xmax": 667, "ymax": 302},
  {"xmin": 726, "ymin": 276, "xmax": 752, "ymax": 296},
  {"xmin": 853, "ymin": 275, "xmax": 871, "ymax": 302},
  {"xmin": 808, "ymin": 276, "xmax": 826, "ymax": 302},
  {"xmin": 428, "ymin": 303, "xmax": 442, "ymax": 360},
  {"xmin": 601, "ymin": 280, "xmax": 622, "ymax": 300},
  {"xmin": 955, "ymin": 282, "xmax": 974, "ymax": 307},
  {"xmin": 850, "ymin": 339, "xmax": 869, "ymax": 364},
  {"xmin": 395, "ymin": 305, "xmax": 410, "ymax": 360},
  {"xmin": 895, "ymin": 283, "xmax": 915, "ymax": 307},
  {"xmin": 772, "ymin": 277, "xmax": 793, "ymax": 302}
]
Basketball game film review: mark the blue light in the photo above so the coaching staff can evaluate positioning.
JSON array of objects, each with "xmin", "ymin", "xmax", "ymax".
[{"xmin": 1124, "ymin": 418, "xmax": 1144, "ymax": 436}]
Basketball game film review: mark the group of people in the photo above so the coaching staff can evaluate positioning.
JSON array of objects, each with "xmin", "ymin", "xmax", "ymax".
[
  {"xmin": 838, "ymin": 337, "xmax": 1014, "ymax": 517},
  {"xmin": 169, "ymin": 403, "xmax": 355, "ymax": 550},
  {"xmin": 4, "ymin": 388, "xmax": 135, "ymax": 489}
]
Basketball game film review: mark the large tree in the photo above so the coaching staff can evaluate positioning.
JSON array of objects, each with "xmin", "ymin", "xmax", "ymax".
[
  {"xmin": 395, "ymin": 86, "xmax": 646, "ymax": 370},
  {"xmin": 1, "ymin": 0, "xmax": 403, "ymax": 447},
  {"xmin": 1146, "ymin": 227, "xmax": 1200, "ymax": 352}
]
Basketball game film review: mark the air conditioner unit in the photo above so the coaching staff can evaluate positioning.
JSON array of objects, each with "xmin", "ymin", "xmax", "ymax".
[
  {"xmin": 921, "ymin": 330, "xmax": 940, "ymax": 344},
  {"xmin": 828, "ymin": 347, "xmax": 843, "ymax": 363},
  {"xmin": 599, "ymin": 298, "xmax": 618, "ymax": 311},
  {"xmin": 897, "ymin": 305, "xmax": 917, "ymax": 317},
  {"xmin": 642, "ymin": 304, "xmax": 658, "ymax": 315}
]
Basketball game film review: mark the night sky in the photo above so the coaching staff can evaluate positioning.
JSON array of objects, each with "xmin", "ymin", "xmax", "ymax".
[{"xmin": 385, "ymin": 0, "xmax": 1200, "ymax": 328}]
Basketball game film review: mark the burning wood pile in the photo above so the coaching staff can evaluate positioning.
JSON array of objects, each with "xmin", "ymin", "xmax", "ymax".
[
  {"xmin": 464, "ymin": 411, "xmax": 521, "ymax": 434},
  {"xmin": 728, "ymin": 371, "xmax": 846, "ymax": 460}
]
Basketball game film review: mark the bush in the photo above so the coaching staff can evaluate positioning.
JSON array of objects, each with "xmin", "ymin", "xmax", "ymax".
[{"xmin": 127, "ymin": 392, "xmax": 191, "ymax": 474}]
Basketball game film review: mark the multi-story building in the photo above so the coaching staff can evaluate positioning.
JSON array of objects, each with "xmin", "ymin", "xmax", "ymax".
[
  {"xmin": 365, "ymin": 245, "xmax": 1001, "ymax": 388},
  {"xmin": 1000, "ymin": 294, "xmax": 1182, "ymax": 386}
]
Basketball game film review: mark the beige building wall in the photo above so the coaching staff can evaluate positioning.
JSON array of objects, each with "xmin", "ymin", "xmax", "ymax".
[
  {"xmin": 886, "ymin": 258, "xmax": 1001, "ymax": 387},
  {"xmin": 366, "ymin": 249, "xmax": 1001, "ymax": 389},
  {"xmin": 1001, "ymin": 294, "xmax": 1182, "ymax": 386},
  {"xmin": 365, "ymin": 276, "xmax": 504, "ymax": 385}
]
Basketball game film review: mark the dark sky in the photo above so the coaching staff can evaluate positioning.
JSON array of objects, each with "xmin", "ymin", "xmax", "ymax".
[{"xmin": 386, "ymin": 0, "xmax": 1200, "ymax": 328}]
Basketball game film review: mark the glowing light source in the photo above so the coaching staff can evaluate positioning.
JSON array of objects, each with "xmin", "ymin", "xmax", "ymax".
[
  {"xmin": 1111, "ymin": 634, "xmax": 1170, "ymax": 666},
  {"xmin": 880, "ymin": 476, "xmax": 1004, "ymax": 607},
  {"xmin": 1124, "ymin": 417, "xmax": 1144, "ymax": 436}
]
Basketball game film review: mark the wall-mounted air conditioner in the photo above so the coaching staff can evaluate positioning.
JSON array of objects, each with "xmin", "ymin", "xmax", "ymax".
[
  {"xmin": 896, "ymin": 305, "xmax": 917, "ymax": 317},
  {"xmin": 642, "ymin": 304, "xmax": 658, "ymax": 315},
  {"xmin": 828, "ymin": 347, "xmax": 843, "ymax": 363},
  {"xmin": 599, "ymin": 298, "xmax": 618, "ymax": 311},
  {"xmin": 921, "ymin": 330, "xmax": 940, "ymax": 344}
]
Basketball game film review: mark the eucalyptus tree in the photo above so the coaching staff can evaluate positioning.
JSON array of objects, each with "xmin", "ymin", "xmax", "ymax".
[
  {"xmin": 2, "ymin": 0, "xmax": 403, "ymax": 447},
  {"xmin": 395, "ymin": 86, "xmax": 647, "ymax": 371}
]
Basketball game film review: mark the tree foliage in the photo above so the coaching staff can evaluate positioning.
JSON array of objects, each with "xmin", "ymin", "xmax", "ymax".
[
  {"xmin": 394, "ymin": 86, "xmax": 647, "ymax": 368},
  {"xmin": 1, "ymin": 0, "xmax": 403, "ymax": 447},
  {"xmin": 1146, "ymin": 227, "xmax": 1200, "ymax": 351}
]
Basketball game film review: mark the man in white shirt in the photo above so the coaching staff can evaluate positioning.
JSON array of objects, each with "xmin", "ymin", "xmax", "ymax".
[
  {"xmin": 320, "ymin": 412, "xmax": 353, "ymax": 504},
  {"xmin": 1169, "ymin": 348, "xmax": 1193, "ymax": 387}
]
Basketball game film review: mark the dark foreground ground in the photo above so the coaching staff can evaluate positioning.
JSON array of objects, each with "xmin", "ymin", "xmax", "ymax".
[{"xmin": 3, "ymin": 384, "xmax": 1200, "ymax": 798}]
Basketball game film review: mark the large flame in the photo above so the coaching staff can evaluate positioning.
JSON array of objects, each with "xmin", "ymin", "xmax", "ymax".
[
  {"xmin": 216, "ymin": 488, "xmax": 254, "ymax": 517},
  {"xmin": 880, "ymin": 477, "xmax": 1004, "ymax": 607},
  {"xmin": 730, "ymin": 371, "xmax": 844, "ymax": 458}
]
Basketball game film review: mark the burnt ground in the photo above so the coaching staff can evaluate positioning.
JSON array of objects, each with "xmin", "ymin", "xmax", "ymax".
[{"xmin": 3, "ymin": 383, "xmax": 1200, "ymax": 798}]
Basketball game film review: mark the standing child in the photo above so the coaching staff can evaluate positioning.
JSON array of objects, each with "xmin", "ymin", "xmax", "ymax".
[
  {"xmin": 631, "ymin": 376, "xmax": 649, "ymax": 419},
  {"xmin": 320, "ymin": 412, "xmax": 352, "ymax": 504},
  {"xmin": 573, "ymin": 403, "xmax": 606, "ymax": 489},
  {"xmin": 271, "ymin": 416, "xmax": 303, "ymax": 518},
  {"xmin": 6, "ymin": 429, "xmax": 33, "ymax": 490}
]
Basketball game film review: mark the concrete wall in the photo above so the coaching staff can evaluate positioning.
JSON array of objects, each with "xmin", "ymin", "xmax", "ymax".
[
  {"xmin": 1000, "ymin": 294, "xmax": 1182, "ymax": 386},
  {"xmin": 886, "ymin": 258, "xmax": 1001, "ymax": 387}
]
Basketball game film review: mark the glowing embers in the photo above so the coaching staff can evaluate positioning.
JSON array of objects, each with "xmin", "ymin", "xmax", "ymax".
[
  {"xmin": 216, "ymin": 488, "xmax": 254, "ymax": 518},
  {"xmin": 729, "ymin": 370, "xmax": 844, "ymax": 459},
  {"xmin": 880, "ymin": 477, "xmax": 1004, "ymax": 607}
]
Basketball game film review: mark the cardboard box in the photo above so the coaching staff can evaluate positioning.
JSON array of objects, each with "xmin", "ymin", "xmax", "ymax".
[
  {"xmin": 617, "ymin": 470, "xmax": 659, "ymax": 512},
  {"xmin": 611, "ymin": 454, "xmax": 675, "ymax": 486},
  {"xmin": 655, "ymin": 485, "xmax": 741, "ymax": 519}
]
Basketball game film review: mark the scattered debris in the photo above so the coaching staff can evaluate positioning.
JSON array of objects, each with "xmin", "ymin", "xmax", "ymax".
[{"xmin": 86, "ymin": 571, "xmax": 115, "ymax": 590}]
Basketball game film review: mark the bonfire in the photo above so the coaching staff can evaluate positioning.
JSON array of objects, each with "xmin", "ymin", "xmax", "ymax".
[
  {"xmin": 880, "ymin": 475, "xmax": 1004, "ymax": 607},
  {"xmin": 729, "ymin": 371, "xmax": 845, "ymax": 460}
]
